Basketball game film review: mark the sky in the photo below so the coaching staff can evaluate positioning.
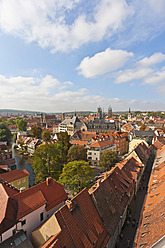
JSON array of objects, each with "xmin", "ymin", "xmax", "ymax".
[{"xmin": 0, "ymin": 0, "xmax": 165, "ymax": 113}]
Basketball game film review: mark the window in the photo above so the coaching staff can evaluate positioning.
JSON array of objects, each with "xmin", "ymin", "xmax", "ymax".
[
  {"xmin": 21, "ymin": 219, "xmax": 26, "ymax": 226},
  {"xmin": 40, "ymin": 212, "xmax": 44, "ymax": 222},
  {"xmin": 17, "ymin": 180, "xmax": 21, "ymax": 185},
  {"xmin": 22, "ymin": 178, "xmax": 26, "ymax": 183}
]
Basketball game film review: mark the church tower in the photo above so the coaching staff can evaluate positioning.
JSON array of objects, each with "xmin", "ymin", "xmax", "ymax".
[
  {"xmin": 107, "ymin": 106, "xmax": 112, "ymax": 118},
  {"xmin": 97, "ymin": 106, "xmax": 103, "ymax": 119}
]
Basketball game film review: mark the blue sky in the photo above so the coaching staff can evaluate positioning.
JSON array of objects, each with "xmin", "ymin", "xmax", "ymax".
[{"xmin": 0, "ymin": 0, "xmax": 165, "ymax": 113}]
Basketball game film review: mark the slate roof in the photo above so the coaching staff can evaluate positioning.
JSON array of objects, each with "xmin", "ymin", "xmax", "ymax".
[{"xmin": 41, "ymin": 188, "xmax": 109, "ymax": 248}]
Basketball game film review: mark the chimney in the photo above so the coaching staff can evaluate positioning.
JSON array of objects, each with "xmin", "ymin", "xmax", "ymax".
[
  {"xmin": 66, "ymin": 199, "xmax": 73, "ymax": 211},
  {"xmin": 46, "ymin": 177, "xmax": 53, "ymax": 187},
  {"xmin": 104, "ymin": 172, "xmax": 108, "ymax": 179}
]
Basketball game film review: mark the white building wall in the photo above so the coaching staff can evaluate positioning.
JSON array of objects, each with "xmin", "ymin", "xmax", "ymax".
[{"xmin": 1, "ymin": 201, "xmax": 66, "ymax": 243}]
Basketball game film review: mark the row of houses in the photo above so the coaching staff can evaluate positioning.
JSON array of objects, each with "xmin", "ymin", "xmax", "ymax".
[
  {"xmin": 31, "ymin": 141, "xmax": 151, "ymax": 248},
  {"xmin": 133, "ymin": 140, "xmax": 165, "ymax": 248}
]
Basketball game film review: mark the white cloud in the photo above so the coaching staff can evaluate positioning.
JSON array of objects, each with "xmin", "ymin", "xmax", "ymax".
[
  {"xmin": 137, "ymin": 53, "xmax": 165, "ymax": 67},
  {"xmin": 0, "ymin": 0, "xmax": 132, "ymax": 52},
  {"xmin": 77, "ymin": 48, "xmax": 133, "ymax": 78},
  {"xmin": 115, "ymin": 67, "xmax": 152, "ymax": 84},
  {"xmin": 143, "ymin": 70, "xmax": 165, "ymax": 85},
  {"xmin": 1, "ymin": 73, "xmax": 164, "ymax": 112}
]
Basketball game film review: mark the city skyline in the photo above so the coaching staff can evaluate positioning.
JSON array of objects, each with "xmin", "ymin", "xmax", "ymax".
[{"xmin": 0, "ymin": 0, "xmax": 165, "ymax": 112}]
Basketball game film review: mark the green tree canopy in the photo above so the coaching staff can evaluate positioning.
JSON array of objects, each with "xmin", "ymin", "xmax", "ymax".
[
  {"xmin": 13, "ymin": 132, "xmax": 18, "ymax": 143},
  {"xmin": 5, "ymin": 118, "xmax": 16, "ymax": 126},
  {"xmin": 67, "ymin": 145, "xmax": 87, "ymax": 162},
  {"xmin": 41, "ymin": 130, "xmax": 51, "ymax": 141},
  {"xmin": 32, "ymin": 143, "xmax": 62, "ymax": 184},
  {"xmin": 57, "ymin": 132, "xmax": 71, "ymax": 164},
  {"xmin": 30, "ymin": 126, "xmax": 42, "ymax": 138},
  {"xmin": 0, "ymin": 123, "xmax": 11, "ymax": 144},
  {"xmin": 99, "ymin": 150, "xmax": 118, "ymax": 171},
  {"xmin": 59, "ymin": 160, "xmax": 94, "ymax": 194},
  {"xmin": 16, "ymin": 119, "xmax": 27, "ymax": 131}
]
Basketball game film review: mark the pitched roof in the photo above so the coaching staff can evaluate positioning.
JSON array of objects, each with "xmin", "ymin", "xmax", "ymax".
[
  {"xmin": 13, "ymin": 177, "xmax": 68, "ymax": 219},
  {"xmin": 117, "ymin": 157, "xmax": 142, "ymax": 182},
  {"xmin": 70, "ymin": 140, "xmax": 88, "ymax": 147},
  {"xmin": 40, "ymin": 188, "xmax": 109, "ymax": 248},
  {"xmin": 89, "ymin": 166, "xmax": 133, "ymax": 236},
  {"xmin": 89, "ymin": 140, "xmax": 113, "ymax": 148},
  {"xmin": 0, "ymin": 169, "xmax": 30, "ymax": 183},
  {"xmin": 0, "ymin": 182, "xmax": 19, "ymax": 234},
  {"xmin": 133, "ymin": 147, "xmax": 165, "ymax": 248}
]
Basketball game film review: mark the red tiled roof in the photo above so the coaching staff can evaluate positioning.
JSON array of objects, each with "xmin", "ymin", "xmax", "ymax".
[
  {"xmin": 41, "ymin": 188, "xmax": 109, "ymax": 248},
  {"xmin": 0, "ymin": 169, "xmax": 30, "ymax": 183},
  {"xmin": 133, "ymin": 146, "xmax": 165, "ymax": 248},
  {"xmin": 70, "ymin": 140, "xmax": 88, "ymax": 147},
  {"xmin": 14, "ymin": 190, "xmax": 47, "ymax": 219},
  {"xmin": 90, "ymin": 140, "xmax": 113, "ymax": 148},
  {"xmin": 89, "ymin": 166, "xmax": 133, "ymax": 236},
  {"xmin": 13, "ymin": 178, "xmax": 67, "ymax": 219}
]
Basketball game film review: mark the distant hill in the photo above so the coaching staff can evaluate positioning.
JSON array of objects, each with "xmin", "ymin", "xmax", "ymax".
[{"xmin": 0, "ymin": 109, "xmax": 41, "ymax": 115}]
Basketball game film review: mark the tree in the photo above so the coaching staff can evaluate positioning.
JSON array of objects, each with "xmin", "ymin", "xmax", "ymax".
[
  {"xmin": 5, "ymin": 118, "xmax": 16, "ymax": 126},
  {"xmin": 59, "ymin": 160, "xmax": 94, "ymax": 194},
  {"xmin": 30, "ymin": 126, "xmax": 42, "ymax": 138},
  {"xmin": 41, "ymin": 130, "xmax": 51, "ymax": 141},
  {"xmin": 0, "ymin": 123, "xmax": 11, "ymax": 144},
  {"xmin": 16, "ymin": 119, "xmax": 27, "ymax": 131},
  {"xmin": 13, "ymin": 132, "xmax": 18, "ymax": 143},
  {"xmin": 99, "ymin": 150, "xmax": 118, "ymax": 171},
  {"xmin": 57, "ymin": 132, "xmax": 71, "ymax": 164},
  {"xmin": 32, "ymin": 143, "xmax": 62, "ymax": 184},
  {"xmin": 67, "ymin": 145, "xmax": 87, "ymax": 162},
  {"xmin": 140, "ymin": 124, "xmax": 147, "ymax": 131}
]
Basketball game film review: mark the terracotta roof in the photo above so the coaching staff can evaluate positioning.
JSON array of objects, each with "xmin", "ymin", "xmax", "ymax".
[
  {"xmin": 70, "ymin": 140, "xmax": 88, "ymax": 147},
  {"xmin": 133, "ymin": 146, "xmax": 165, "ymax": 248},
  {"xmin": 40, "ymin": 188, "xmax": 109, "ymax": 248},
  {"xmin": 13, "ymin": 178, "xmax": 67, "ymax": 219},
  {"xmin": 118, "ymin": 157, "xmax": 142, "ymax": 182},
  {"xmin": 0, "ymin": 169, "xmax": 30, "ymax": 183},
  {"xmin": 0, "ymin": 182, "xmax": 19, "ymax": 234},
  {"xmin": 89, "ymin": 166, "xmax": 133, "ymax": 236},
  {"xmin": 90, "ymin": 140, "xmax": 113, "ymax": 148}
]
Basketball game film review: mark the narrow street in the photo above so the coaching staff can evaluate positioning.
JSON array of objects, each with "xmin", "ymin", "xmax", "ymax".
[{"xmin": 117, "ymin": 158, "xmax": 154, "ymax": 248}]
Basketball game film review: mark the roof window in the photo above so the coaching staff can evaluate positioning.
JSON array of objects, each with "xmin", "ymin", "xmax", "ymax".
[
  {"xmin": 141, "ymin": 232, "xmax": 149, "ymax": 238},
  {"xmin": 140, "ymin": 243, "xmax": 147, "ymax": 248}
]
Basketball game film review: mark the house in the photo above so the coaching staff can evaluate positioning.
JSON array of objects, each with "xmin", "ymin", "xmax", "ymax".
[
  {"xmin": 71, "ymin": 130, "xmax": 97, "ymax": 142},
  {"xmin": 59, "ymin": 116, "xmax": 87, "ymax": 136},
  {"xmin": 0, "ymin": 169, "xmax": 30, "ymax": 190},
  {"xmin": 117, "ymin": 157, "xmax": 143, "ymax": 196},
  {"xmin": 0, "ymin": 230, "xmax": 34, "ymax": 248},
  {"xmin": 32, "ymin": 188, "xmax": 110, "ymax": 248},
  {"xmin": 89, "ymin": 166, "xmax": 133, "ymax": 248},
  {"xmin": 87, "ymin": 140, "xmax": 116, "ymax": 166},
  {"xmin": 27, "ymin": 138, "xmax": 41, "ymax": 154},
  {"xmin": 0, "ymin": 177, "xmax": 68, "ymax": 243},
  {"xmin": 125, "ymin": 142, "xmax": 149, "ymax": 174},
  {"xmin": 0, "ymin": 152, "xmax": 16, "ymax": 170},
  {"xmin": 133, "ymin": 145, "xmax": 165, "ymax": 248}
]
